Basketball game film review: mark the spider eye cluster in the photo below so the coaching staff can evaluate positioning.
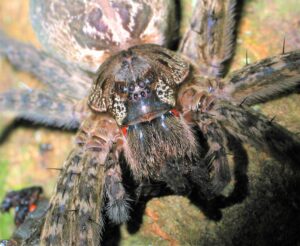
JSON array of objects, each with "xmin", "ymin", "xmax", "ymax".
[
  {"xmin": 128, "ymin": 78, "xmax": 154, "ymax": 102},
  {"xmin": 114, "ymin": 73, "xmax": 155, "ymax": 102},
  {"xmin": 88, "ymin": 44, "xmax": 190, "ymax": 126}
]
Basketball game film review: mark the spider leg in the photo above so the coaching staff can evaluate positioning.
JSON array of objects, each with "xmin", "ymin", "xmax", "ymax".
[
  {"xmin": 214, "ymin": 101, "xmax": 300, "ymax": 167},
  {"xmin": 188, "ymin": 134, "xmax": 249, "ymax": 219},
  {"xmin": 0, "ymin": 31, "xmax": 91, "ymax": 100},
  {"xmin": 209, "ymin": 132, "xmax": 249, "ymax": 209},
  {"xmin": 160, "ymin": 158, "xmax": 193, "ymax": 195},
  {"xmin": 0, "ymin": 89, "xmax": 80, "ymax": 128},
  {"xmin": 179, "ymin": 0, "xmax": 237, "ymax": 78},
  {"xmin": 194, "ymin": 114, "xmax": 231, "ymax": 196},
  {"xmin": 105, "ymin": 163, "xmax": 131, "ymax": 225},
  {"xmin": 190, "ymin": 132, "xmax": 249, "ymax": 220},
  {"xmin": 0, "ymin": 198, "xmax": 49, "ymax": 246},
  {"xmin": 41, "ymin": 113, "xmax": 123, "ymax": 246},
  {"xmin": 0, "ymin": 116, "xmax": 126, "ymax": 245},
  {"xmin": 223, "ymin": 50, "xmax": 300, "ymax": 105},
  {"xmin": 42, "ymin": 147, "xmax": 109, "ymax": 246},
  {"xmin": 222, "ymin": 132, "xmax": 249, "ymax": 206}
]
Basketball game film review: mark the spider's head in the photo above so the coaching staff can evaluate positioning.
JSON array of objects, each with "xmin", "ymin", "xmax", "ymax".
[{"xmin": 88, "ymin": 44, "xmax": 190, "ymax": 126}]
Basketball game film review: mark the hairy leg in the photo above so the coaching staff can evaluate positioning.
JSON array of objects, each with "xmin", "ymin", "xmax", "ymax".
[
  {"xmin": 160, "ymin": 158, "xmax": 193, "ymax": 195},
  {"xmin": 223, "ymin": 133, "xmax": 249, "ymax": 205},
  {"xmin": 41, "ymin": 113, "xmax": 123, "ymax": 246},
  {"xmin": 179, "ymin": 0, "xmax": 237, "ymax": 78},
  {"xmin": 224, "ymin": 50, "xmax": 300, "ymax": 105},
  {"xmin": 194, "ymin": 114, "xmax": 231, "ymax": 196},
  {"xmin": 0, "ymin": 134, "xmax": 126, "ymax": 246},
  {"xmin": 105, "ymin": 164, "xmax": 131, "ymax": 225},
  {"xmin": 211, "ymin": 132, "xmax": 249, "ymax": 208},
  {"xmin": 0, "ymin": 89, "xmax": 80, "ymax": 128},
  {"xmin": 214, "ymin": 101, "xmax": 300, "ymax": 167},
  {"xmin": 0, "ymin": 31, "xmax": 92, "ymax": 100}
]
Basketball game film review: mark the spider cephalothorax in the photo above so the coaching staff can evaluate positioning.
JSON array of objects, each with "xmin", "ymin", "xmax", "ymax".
[
  {"xmin": 87, "ymin": 44, "xmax": 206, "ymax": 189},
  {"xmin": 0, "ymin": 0, "xmax": 300, "ymax": 245},
  {"xmin": 88, "ymin": 44, "xmax": 190, "ymax": 125}
]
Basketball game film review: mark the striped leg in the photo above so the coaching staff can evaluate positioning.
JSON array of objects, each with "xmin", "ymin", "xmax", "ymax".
[
  {"xmin": 0, "ymin": 30, "xmax": 91, "ymax": 100},
  {"xmin": 195, "ymin": 114, "xmax": 231, "ymax": 196},
  {"xmin": 41, "ymin": 113, "xmax": 123, "ymax": 246},
  {"xmin": 214, "ymin": 101, "xmax": 300, "ymax": 167},
  {"xmin": 0, "ymin": 89, "xmax": 80, "ymax": 128},
  {"xmin": 179, "ymin": 0, "xmax": 237, "ymax": 78},
  {"xmin": 214, "ymin": 132, "xmax": 249, "ymax": 208},
  {"xmin": 105, "ymin": 164, "xmax": 131, "ymax": 224},
  {"xmin": 224, "ymin": 50, "xmax": 300, "ymax": 105}
]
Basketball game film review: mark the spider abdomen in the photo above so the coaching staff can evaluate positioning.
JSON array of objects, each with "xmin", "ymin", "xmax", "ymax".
[{"xmin": 30, "ymin": 0, "xmax": 178, "ymax": 72}]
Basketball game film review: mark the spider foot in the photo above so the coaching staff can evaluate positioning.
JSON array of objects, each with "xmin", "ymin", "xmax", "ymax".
[
  {"xmin": 105, "ymin": 165, "xmax": 131, "ymax": 224},
  {"xmin": 0, "ymin": 186, "xmax": 43, "ymax": 227},
  {"xmin": 106, "ymin": 198, "xmax": 131, "ymax": 225}
]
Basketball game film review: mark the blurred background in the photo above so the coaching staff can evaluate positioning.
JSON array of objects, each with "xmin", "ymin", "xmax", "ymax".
[{"xmin": 0, "ymin": 0, "xmax": 300, "ymax": 244}]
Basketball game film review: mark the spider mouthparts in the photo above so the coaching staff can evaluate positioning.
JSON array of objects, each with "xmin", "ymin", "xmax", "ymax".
[{"xmin": 141, "ymin": 111, "xmax": 163, "ymax": 122}]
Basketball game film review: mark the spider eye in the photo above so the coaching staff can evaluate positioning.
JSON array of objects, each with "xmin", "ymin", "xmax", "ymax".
[
  {"xmin": 128, "ymin": 83, "xmax": 135, "ymax": 92},
  {"xmin": 138, "ymin": 80, "xmax": 145, "ymax": 88},
  {"xmin": 115, "ymin": 82, "xmax": 127, "ymax": 93}
]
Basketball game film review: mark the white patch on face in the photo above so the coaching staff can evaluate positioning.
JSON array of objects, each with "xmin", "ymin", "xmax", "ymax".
[
  {"xmin": 112, "ymin": 94, "xmax": 127, "ymax": 124},
  {"xmin": 100, "ymin": 97, "xmax": 107, "ymax": 110},
  {"xmin": 155, "ymin": 79, "xmax": 175, "ymax": 106}
]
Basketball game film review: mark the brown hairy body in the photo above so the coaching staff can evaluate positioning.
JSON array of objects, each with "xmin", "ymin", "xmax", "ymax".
[{"xmin": 0, "ymin": 0, "xmax": 299, "ymax": 245}]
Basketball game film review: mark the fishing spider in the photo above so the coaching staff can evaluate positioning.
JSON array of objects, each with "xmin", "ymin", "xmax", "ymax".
[{"xmin": 0, "ymin": 0, "xmax": 300, "ymax": 245}]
